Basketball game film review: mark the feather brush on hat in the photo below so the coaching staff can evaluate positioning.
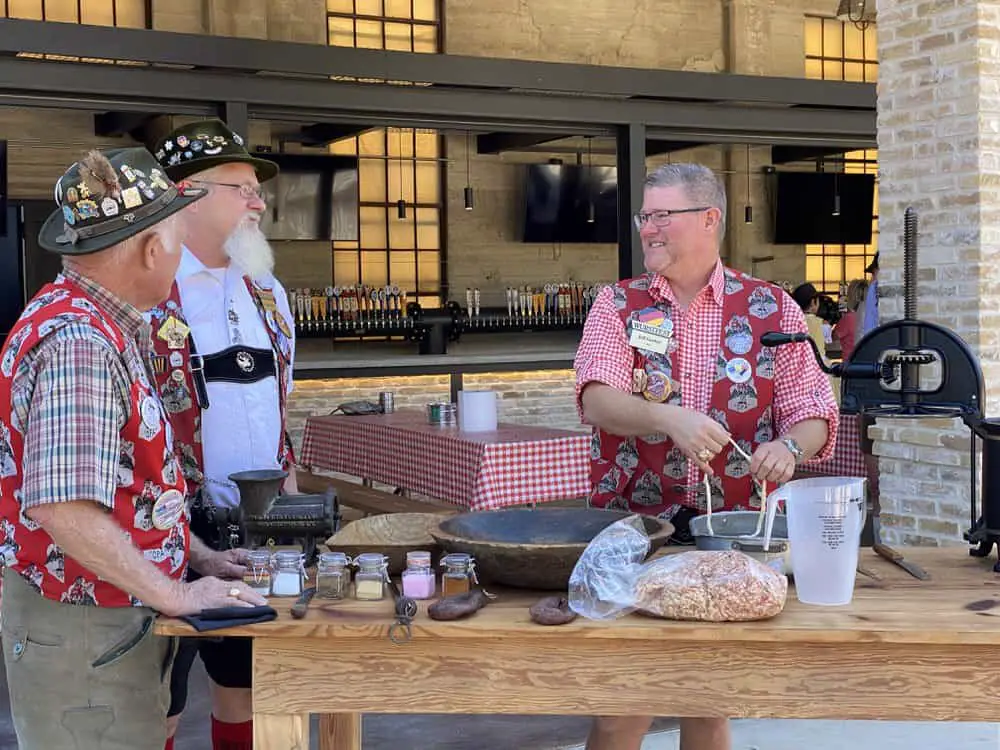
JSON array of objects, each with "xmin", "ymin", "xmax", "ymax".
[{"xmin": 78, "ymin": 150, "xmax": 122, "ymax": 199}]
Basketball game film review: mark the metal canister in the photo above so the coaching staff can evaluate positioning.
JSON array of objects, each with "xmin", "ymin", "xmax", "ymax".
[
  {"xmin": 441, "ymin": 402, "xmax": 457, "ymax": 427},
  {"xmin": 379, "ymin": 391, "xmax": 395, "ymax": 414},
  {"xmin": 427, "ymin": 402, "xmax": 443, "ymax": 424}
]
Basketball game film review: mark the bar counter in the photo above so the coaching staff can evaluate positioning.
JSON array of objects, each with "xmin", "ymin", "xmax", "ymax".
[{"xmin": 292, "ymin": 331, "xmax": 579, "ymax": 380}]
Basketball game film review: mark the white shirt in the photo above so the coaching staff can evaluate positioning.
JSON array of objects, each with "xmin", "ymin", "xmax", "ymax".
[{"xmin": 174, "ymin": 247, "xmax": 296, "ymax": 509}]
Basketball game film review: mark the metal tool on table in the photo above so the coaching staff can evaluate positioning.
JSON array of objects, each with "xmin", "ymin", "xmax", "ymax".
[
  {"xmin": 386, "ymin": 576, "xmax": 417, "ymax": 644},
  {"xmin": 229, "ymin": 469, "xmax": 342, "ymax": 567},
  {"xmin": 762, "ymin": 207, "xmax": 996, "ymax": 574},
  {"xmin": 290, "ymin": 587, "xmax": 317, "ymax": 619}
]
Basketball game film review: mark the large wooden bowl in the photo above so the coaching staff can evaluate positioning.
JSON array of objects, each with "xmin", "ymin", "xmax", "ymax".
[
  {"xmin": 326, "ymin": 512, "xmax": 455, "ymax": 574},
  {"xmin": 430, "ymin": 508, "xmax": 673, "ymax": 590}
]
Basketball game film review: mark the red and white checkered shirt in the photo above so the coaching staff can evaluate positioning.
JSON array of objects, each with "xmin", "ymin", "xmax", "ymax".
[{"xmin": 574, "ymin": 261, "xmax": 839, "ymax": 491}]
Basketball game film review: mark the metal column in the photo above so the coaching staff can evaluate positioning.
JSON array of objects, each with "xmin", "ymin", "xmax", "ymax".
[
  {"xmin": 220, "ymin": 101, "xmax": 249, "ymax": 139},
  {"xmin": 616, "ymin": 122, "xmax": 646, "ymax": 281}
]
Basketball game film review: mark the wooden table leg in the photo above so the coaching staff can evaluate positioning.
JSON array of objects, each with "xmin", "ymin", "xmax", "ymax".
[
  {"xmin": 253, "ymin": 713, "xmax": 309, "ymax": 750},
  {"xmin": 318, "ymin": 713, "xmax": 362, "ymax": 750}
]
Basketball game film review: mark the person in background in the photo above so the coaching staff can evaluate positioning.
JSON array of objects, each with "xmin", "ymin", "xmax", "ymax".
[
  {"xmin": 150, "ymin": 119, "xmax": 296, "ymax": 750},
  {"xmin": 792, "ymin": 283, "xmax": 839, "ymax": 404},
  {"xmin": 835, "ymin": 278, "xmax": 868, "ymax": 363},
  {"xmin": 574, "ymin": 162, "xmax": 838, "ymax": 750},
  {"xmin": 0, "ymin": 147, "xmax": 265, "ymax": 750},
  {"xmin": 861, "ymin": 252, "xmax": 879, "ymax": 336}
]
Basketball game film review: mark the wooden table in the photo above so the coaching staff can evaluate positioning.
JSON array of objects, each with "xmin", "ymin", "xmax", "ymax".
[{"xmin": 155, "ymin": 548, "xmax": 1000, "ymax": 749}]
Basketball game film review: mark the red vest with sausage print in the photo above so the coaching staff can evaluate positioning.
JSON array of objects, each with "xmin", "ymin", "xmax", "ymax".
[
  {"xmin": 148, "ymin": 278, "xmax": 294, "ymax": 504},
  {"xmin": 0, "ymin": 276, "xmax": 190, "ymax": 607},
  {"xmin": 588, "ymin": 269, "xmax": 782, "ymax": 516}
]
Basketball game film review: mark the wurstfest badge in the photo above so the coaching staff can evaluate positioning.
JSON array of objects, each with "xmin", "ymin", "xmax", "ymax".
[
  {"xmin": 642, "ymin": 370, "xmax": 673, "ymax": 402},
  {"xmin": 156, "ymin": 316, "xmax": 190, "ymax": 350},
  {"xmin": 151, "ymin": 488, "xmax": 184, "ymax": 530}
]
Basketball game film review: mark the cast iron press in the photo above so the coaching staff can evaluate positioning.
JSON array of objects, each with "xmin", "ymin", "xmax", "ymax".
[{"xmin": 762, "ymin": 208, "xmax": 1000, "ymax": 572}]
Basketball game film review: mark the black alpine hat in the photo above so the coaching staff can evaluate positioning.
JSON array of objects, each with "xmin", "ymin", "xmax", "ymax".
[
  {"xmin": 152, "ymin": 119, "xmax": 278, "ymax": 183},
  {"xmin": 38, "ymin": 147, "xmax": 206, "ymax": 256}
]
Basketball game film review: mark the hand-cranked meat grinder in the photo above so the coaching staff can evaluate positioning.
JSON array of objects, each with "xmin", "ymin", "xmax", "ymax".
[
  {"xmin": 226, "ymin": 469, "xmax": 341, "ymax": 566},
  {"xmin": 762, "ymin": 208, "xmax": 1000, "ymax": 570}
]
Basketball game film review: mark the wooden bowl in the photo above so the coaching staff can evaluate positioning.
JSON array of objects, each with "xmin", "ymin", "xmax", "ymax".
[
  {"xmin": 430, "ymin": 508, "xmax": 674, "ymax": 590},
  {"xmin": 325, "ymin": 512, "xmax": 455, "ymax": 574}
]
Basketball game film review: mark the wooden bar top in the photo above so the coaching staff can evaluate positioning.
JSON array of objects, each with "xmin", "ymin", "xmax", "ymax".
[{"xmin": 156, "ymin": 547, "xmax": 1000, "ymax": 646}]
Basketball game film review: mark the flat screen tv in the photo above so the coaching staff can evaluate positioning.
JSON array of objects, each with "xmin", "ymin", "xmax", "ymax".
[
  {"xmin": 257, "ymin": 153, "xmax": 359, "ymax": 242},
  {"xmin": 522, "ymin": 163, "xmax": 618, "ymax": 243},
  {"xmin": 771, "ymin": 171, "xmax": 875, "ymax": 245}
]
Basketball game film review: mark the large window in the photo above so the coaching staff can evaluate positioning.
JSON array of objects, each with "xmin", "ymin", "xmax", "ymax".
[
  {"xmin": 327, "ymin": 0, "xmax": 444, "ymax": 308},
  {"xmin": 2, "ymin": 0, "xmax": 147, "ymax": 28},
  {"xmin": 804, "ymin": 16, "xmax": 878, "ymax": 296}
]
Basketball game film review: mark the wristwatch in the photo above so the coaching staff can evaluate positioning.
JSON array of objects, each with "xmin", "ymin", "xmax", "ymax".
[{"xmin": 780, "ymin": 437, "xmax": 804, "ymax": 463}]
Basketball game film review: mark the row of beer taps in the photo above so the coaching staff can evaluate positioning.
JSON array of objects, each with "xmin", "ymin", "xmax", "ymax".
[
  {"xmin": 461, "ymin": 282, "xmax": 609, "ymax": 328},
  {"xmin": 288, "ymin": 285, "xmax": 412, "ymax": 333}
]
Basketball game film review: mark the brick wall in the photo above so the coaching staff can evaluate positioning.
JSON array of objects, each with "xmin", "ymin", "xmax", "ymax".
[
  {"xmin": 463, "ymin": 371, "xmax": 586, "ymax": 432},
  {"xmin": 874, "ymin": 0, "xmax": 988, "ymax": 545}
]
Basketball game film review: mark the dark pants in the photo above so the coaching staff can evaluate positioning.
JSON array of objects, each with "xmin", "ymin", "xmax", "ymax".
[
  {"xmin": 2, "ymin": 568, "xmax": 176, "ymax": 750},
  {"xmin": 168, "ymin": 497, "xmax": 252, "ymax": 718}
]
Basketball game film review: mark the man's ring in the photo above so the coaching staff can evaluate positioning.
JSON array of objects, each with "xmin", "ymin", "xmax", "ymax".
[
  {"xmin": 697, "ymin": 448, "xmax": 713, "ymax": 463},
  {"xmin": 229, "ymin": 587, "xmax": 240, "ymax": 598}
]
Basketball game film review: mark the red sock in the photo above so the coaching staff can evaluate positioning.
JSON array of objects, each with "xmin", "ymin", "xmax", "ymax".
[
  {"xmin": 211, "ymin": 716, "xmax": 253, "ymax": 750},
  {"xmin": 163, "ymin": 739, "xmax": 174, "ymax": 750}
]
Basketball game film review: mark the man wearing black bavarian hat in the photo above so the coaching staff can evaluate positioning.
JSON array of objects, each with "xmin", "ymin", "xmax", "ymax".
[
  {"xmin": 149, "ymin": 119, "xmax": 297, "ymax": 750},
  {"xmin": 0, "ymin": 147, "xmax": 267, "ymax": 750}
]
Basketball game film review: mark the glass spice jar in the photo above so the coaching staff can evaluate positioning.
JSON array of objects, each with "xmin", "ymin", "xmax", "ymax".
[
  {"xmin": 243, "ymin": 549, "xmax": 273, "ymax": 596},
  {"xmin": 270, "ymin": 550, "xmax": 304, "ymax": 597},
  {"xmin": 354, "ymin": 553, "xmax": 388, "ymax": 601},
  {"xmin": 401, "ymin": 550, "xmax": 435, "ymax": 600},
  {"xmin": 316, "ymin": 551, "xmax": 351, "ymax": 600},
  {"xmin": 440, "ymin": 553, "xmax": 477, "ymax": 597}
]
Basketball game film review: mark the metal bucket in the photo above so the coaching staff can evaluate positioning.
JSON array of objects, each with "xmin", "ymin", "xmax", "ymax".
[{"xmin": 689, "ymin": 511, "xmax": 792, "ymax": 575}]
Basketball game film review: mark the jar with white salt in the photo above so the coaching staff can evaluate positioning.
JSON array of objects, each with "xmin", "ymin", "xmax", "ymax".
[{"xmin": 270, "ymin": 550, "xmax": 305, "ymax": 597}]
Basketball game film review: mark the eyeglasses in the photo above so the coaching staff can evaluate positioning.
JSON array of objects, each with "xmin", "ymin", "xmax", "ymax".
[
  {"xmin": 633, "ymin": 207, "xmax": 710, "ymax": 230},
  {"xmin": 193, "ymin": 180, "xmax": 265, "ymax": 201}
]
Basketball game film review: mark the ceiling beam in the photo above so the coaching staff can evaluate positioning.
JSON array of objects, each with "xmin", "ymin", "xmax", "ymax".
[
  {"xmin": 0, "ymin": 59, "xmax": 877, "ymax": 145},
  {"xmin": 770, "ymin": 145, "xmax": 852, "ymax": 164},
  {"xmin": 296, "ymin": 123, "xmax": 372, "ymax": 146},
  {"xmin": 0, "ymin": 19, "xmax": 875, "ymax": 110},
  {"xmin": 476, "ymin": 132, "xmax": 568, "ymax": 154},
  {"xmin": 645, "ymin": 140, "xmax": 703, "ymax": 157},
  {"xmin": 93, "ymin": 111, "xmax": 157, "ymax": 139}
]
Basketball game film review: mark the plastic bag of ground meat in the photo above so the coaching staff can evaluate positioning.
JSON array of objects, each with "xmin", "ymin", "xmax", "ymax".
[{"xmin": 568, "ymin": 515, "xmax": 787, "ymax": 622}]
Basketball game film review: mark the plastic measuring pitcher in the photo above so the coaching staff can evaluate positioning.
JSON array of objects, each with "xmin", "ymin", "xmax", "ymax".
[{"xmin": 763, "ymin": 477, "xmax": 867, "ymax": 606}]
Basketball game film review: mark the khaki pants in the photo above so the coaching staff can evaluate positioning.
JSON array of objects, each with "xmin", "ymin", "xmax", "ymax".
[{"xmin": 1, "ymin": 569, "xmax": 177, "ymax": 750}]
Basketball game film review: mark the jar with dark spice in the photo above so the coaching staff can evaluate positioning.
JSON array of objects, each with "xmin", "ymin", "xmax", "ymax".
[{"xmin": 440, "ymin": 553, "xmax": 477, "ymax": 597}]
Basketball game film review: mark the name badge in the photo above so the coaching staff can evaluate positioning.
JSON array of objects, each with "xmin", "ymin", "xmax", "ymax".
[{"xmin": 629, "ymin": 319, "xmax": 672, "ymax": 355}]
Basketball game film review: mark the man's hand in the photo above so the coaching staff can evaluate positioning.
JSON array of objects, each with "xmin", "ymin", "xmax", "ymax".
[
  {"xmin": 660, "ymin": 407, "xmax": 731, "ymax": 476},
  {"xmin": 196, "ymin": 548, "xmax": 249, "ymax": 580},
  {"xmin": 750, "ymin": 440, "xmax": 796, "ymax": 485},
  {"xmin": 162, "ymin": 576, "xmax": 268, "ymax": 618}
]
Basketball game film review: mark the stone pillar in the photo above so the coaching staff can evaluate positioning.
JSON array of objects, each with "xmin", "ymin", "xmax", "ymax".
[{"xmin": 874, "ymin": 0, "xmax": 992, "ymax": 545}]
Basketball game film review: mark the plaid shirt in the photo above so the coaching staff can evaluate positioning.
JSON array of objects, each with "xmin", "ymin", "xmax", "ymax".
[
  {"xmin": 575, "ymin": 261, "xmax": 839, "ymax": 492},
  {"xmin": 10, "ymin": 269, "xmax": 155, "ymax": 511}
]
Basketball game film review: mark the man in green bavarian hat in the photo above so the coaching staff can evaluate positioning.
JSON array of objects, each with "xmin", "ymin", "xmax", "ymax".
[{"xmin": 0, "ymin": 146, "xmax": 268, "ymax": 750}]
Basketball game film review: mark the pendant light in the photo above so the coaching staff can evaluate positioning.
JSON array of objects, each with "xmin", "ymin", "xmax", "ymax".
[
  {"xmin": 464, "ymin": 131, "xmax": 474, "ymax": 211},
  {"xmin": 396, "ymin": 128, "xmax": 406, "ymax": 219},
  {"xmin": 744, "ymin": 145, "xmax": 753, "ymax": 224},
  {"xmin": 586, "ymin": 136, "xmax": 595, "ymax": 224}
]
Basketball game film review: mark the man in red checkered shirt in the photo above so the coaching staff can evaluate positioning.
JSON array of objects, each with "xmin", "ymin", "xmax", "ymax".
[{"xmin": 575, "ymin": 163, "xmax": 838, "ymax": 750}]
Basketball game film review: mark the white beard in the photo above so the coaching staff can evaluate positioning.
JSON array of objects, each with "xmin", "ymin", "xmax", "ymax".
[{"xmin": 224, "ymin": 221, "xmax": 274, "ymax": 279}]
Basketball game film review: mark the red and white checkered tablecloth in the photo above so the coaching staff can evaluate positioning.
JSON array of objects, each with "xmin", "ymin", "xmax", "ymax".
[
  {"xmin": 300, "ymin": 411, "xmax": 592, "ymax": 511},
  {"xmin": 796, "ymin": 413, "xmax": 867, "ymax": 479}
]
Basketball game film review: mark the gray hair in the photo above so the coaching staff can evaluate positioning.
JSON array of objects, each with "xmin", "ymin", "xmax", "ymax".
[
  {"xmin": 644, "ymin": 163, "xmax": 727, "ymax": 241},
  {"xmin": 62, "ymin": 212, "xmax": 182, "ymax": 271}
]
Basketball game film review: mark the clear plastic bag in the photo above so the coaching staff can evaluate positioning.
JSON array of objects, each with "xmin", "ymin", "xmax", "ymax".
[{"xmin": 568, "ymin": 515, "xmax": 788, "ymax": 622}]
